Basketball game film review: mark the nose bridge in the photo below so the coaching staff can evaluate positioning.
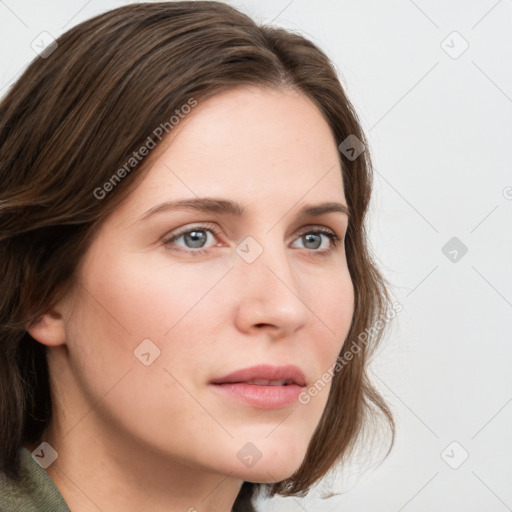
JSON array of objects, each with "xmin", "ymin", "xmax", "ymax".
[{"xmin": 238, "ymin": 231, "xmax": 296, "ymax": 291}]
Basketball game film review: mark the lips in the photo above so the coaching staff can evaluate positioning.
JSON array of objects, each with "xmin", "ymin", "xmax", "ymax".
[
  {"xmin": 209, "ymin": 364, "xmax": 307, "ymax": 409},
  {"xmin": 210, "ymin": 364, "xmax": 306, "ymax": 387}
]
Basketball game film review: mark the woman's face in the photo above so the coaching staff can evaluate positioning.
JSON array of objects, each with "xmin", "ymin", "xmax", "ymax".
[{"xmin": 50, "ymin": 86, "xmax": 354, "ymax": 483}]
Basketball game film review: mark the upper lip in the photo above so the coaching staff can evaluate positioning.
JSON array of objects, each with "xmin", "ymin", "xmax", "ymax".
[{"xmin": 210, "ymin": 364, "xmax": 306, "ymax": 386}]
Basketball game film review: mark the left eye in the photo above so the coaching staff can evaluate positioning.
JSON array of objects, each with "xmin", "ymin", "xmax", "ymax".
[{"xmin": 291, "ymin": 229, "xmax": 339, "ymax": 251}]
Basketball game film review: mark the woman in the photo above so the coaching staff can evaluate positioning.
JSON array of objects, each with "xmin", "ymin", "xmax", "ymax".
[{"xmin": 0, "ymin": 2, "xmax": 395, "ymax": 510}]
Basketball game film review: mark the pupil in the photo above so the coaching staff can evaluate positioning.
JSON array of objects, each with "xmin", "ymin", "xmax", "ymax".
[
  {"xmin": 185, "ymin": 230, "xmax": 206, "ymax": 248},
  {"xmin": 304, "ymin": 233, "xmax": 321, "ymax": 249}
]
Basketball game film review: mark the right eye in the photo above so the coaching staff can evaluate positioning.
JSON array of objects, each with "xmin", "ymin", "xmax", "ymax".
[{"xmin": 163, "ymin": 224, "xmax": 224, "ymax": 256}]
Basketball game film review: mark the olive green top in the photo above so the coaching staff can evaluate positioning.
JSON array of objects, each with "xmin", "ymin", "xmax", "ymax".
[{"xmin": 0, "ymin": 447, "xmax": 70, "ymax": 511}]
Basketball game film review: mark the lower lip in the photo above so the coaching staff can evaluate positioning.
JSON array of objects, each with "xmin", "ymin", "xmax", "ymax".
[{"xmin": 210, "ymin": 383, "xmax": 303, "ymax": 409}]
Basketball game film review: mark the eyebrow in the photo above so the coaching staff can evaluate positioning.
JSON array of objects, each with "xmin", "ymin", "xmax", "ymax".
[{"xmin": 138, "ymin": 197, "xmax": 350, "ymax": 222}]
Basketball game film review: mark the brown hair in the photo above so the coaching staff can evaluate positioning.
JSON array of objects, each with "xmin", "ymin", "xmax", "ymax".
[{"xmin": 0, "ymin": 1, "xmax": 394, "ymax": 509}]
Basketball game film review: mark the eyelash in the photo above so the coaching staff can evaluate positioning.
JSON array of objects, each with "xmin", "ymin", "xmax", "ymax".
[{"xmin": 162, "ymin": 223, "xmax": 343, "ymax": 257}]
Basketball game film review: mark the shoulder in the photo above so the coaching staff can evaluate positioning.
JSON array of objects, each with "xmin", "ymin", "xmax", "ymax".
[{"xmin": 0, "ymin": 447, "xmax": 70, "ymax": 512}]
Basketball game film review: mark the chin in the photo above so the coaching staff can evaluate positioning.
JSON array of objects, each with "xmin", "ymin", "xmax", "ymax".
[{"xmin": 233, "ymin": 446, "xmax": 306, "ymax": 484}]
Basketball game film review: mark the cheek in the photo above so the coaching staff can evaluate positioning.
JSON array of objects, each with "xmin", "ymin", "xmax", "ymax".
[
  {"xmin": 64, "ymin": 255, "xmax": 227, "ymax": 452},
  {"xmin": 68, "ymin": 250, "xmax": 231, "ymax": 401},
  {"xmin": 308, "ymin": 269, "xmax": 354, "ymax": 396},
  {"xmin": 79, "ymin": 248, "xmax": 229, "ymax": 339},
  {"xmin": 315, "ymin": 268, "xmax": 355, "ymax": 347}
]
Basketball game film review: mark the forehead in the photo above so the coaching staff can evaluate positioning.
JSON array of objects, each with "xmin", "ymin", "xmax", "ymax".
[{"xmin": 118, "ymin": 86, "xmax": 346, "ymax": 219}]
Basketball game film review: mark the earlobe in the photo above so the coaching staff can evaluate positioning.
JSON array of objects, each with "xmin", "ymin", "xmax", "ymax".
[{"xmin": 27, "ymin": 308, "xmax": 67, "ymax": 347}]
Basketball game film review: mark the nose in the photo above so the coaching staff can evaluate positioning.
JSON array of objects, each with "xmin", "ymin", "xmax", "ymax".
[{"xmin": 233, "ymin": 236, "xmax": 311, "ymax": 339}]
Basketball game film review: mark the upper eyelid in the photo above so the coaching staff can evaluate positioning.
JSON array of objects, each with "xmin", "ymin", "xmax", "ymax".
[
  {"xmin": 165, "ymin": 222, "xmax": 219, "ymax": 238},
  {"xmin": 295, "ymin": 225, "xmax": 338, "ymax": 235}
]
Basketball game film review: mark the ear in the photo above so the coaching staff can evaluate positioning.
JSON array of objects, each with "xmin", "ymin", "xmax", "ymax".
[{"xmin": 27, "ymin": 307, "xmax": 67, "ymax": 347}]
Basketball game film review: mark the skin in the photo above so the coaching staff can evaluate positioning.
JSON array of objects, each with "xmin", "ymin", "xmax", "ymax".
[{"xmin": 27, "ymin": 86, "xmax": 355, "ymax": 512}]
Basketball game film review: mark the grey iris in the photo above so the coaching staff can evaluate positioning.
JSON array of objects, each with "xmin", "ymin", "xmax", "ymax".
[
  {"xmin": 303, "ymin": 233, "xmax": 321, "ymax": 249},
  {"xmin": 185, "ymin": 230, "xmax": 207, "ymax": 248}
]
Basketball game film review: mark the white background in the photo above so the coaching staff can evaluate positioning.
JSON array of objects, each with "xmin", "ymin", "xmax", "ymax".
[{"xmin": 1, "ymin": 1, "xmax": 511, "ymax": 510}]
